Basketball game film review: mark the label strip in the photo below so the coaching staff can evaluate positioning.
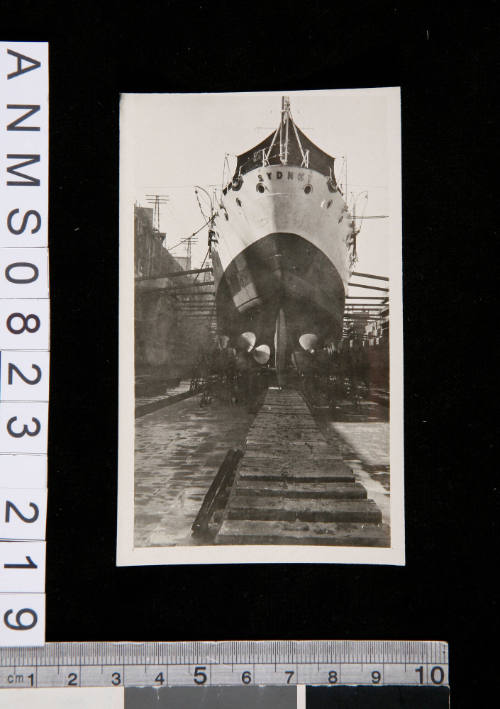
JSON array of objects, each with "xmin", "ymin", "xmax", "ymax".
[{"xmin": 0, "ymin": 40, "xmax": 49, "ymax": 647}]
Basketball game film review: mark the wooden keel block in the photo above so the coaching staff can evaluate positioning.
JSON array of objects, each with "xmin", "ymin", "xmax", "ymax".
[
  {"xmin": 233, "ymin": 480, "xmax": 367, "ymax": 499},
  {"xmin": 238, "ymin": 471, "xmax": 356, "ymax": 483},
  {"xmin": 216, "ymin": 520, "xmax": 390, "ymax": 547},
  {"xmin": 226, "ymin": 497, "xmax": 382, "ymax": 524}
]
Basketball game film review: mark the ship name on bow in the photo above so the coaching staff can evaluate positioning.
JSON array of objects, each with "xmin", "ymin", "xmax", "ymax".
[{"xmin": 257, "ymin": 171, "xmax": 307, "ymax": 182}]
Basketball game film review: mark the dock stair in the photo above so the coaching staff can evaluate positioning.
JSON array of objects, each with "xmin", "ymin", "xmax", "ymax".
[{"xmin": 215, "ymin": 388, "xmax": 389, "ymax": 546}]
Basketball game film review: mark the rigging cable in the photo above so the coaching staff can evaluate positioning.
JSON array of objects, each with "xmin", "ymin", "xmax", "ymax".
[{"xmin": 168, "ymin": 216, "xmax": 213, "ymax": 252}]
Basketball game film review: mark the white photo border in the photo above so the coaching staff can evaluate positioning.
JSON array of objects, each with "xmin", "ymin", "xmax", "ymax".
[{"xmin": 117, "ymin": 87, "xmax": 404, "ymax": 566}]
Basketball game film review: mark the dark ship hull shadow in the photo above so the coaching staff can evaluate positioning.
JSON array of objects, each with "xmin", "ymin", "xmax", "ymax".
[{"xmin": 214, "ymin": 233, "xmax": 345, "ymax": 366}]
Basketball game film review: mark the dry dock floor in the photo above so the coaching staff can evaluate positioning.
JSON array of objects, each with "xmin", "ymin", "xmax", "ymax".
[
  {"xmin": 134, "ymin": 396, "xmax": 255, "ymax": 546},
  {"xmin": 134, "ymin": 389, "xmax": 390, "ymax": 547}
]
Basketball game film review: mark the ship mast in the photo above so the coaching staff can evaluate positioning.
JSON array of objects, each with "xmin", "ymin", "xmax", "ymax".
[
  {"xmin": 278, "ymin": 96, "xmax": 310, "ymax": 169},
  {"xmin": 280, "ymin": 96, "xmax": 291, "ymax": 165}
]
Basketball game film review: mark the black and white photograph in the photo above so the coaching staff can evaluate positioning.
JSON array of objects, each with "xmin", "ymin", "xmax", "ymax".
[{"xmin": 117, "ymin": 88, "xmax": 403, "ymax": 565}]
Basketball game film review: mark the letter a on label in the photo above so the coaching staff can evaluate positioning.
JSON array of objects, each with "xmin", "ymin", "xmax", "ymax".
[{"xmin": 7, "ymin": 49, "xmax": 41, "ymax": 79}]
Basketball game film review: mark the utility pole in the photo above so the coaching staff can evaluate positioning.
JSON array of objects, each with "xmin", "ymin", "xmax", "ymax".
[
  {"xmin": 145, "ymin": 194, "xmax": 169, "ymax": 235},
  {"xmin": 184, "ymin": 234, "xmax": 198, "ymax": 270}
]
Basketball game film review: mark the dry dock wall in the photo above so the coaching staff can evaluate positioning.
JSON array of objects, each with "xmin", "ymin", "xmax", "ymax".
[{"xmin": 134, "ymin": 205, "xmax": 212, "ymax": 393}]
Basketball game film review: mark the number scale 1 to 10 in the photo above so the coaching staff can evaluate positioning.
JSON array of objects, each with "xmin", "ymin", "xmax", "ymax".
[{"xmin": 0, "ymin": 641, "xmax": 448, "ymax": 689}]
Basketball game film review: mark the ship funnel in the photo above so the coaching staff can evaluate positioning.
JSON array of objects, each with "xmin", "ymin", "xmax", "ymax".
[
  {"xmin": 252, "ymin": 344, "xmax": 271, "ymax": 365},
  {"xmin": 299, "ymin": 333, "xmax": 318, "ymax": 353},
  {"xmin": 237, "ymin": 331, "xmax": 256, "ymax": 352}
]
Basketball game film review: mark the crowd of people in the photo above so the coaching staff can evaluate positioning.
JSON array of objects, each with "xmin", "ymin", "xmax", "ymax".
[{"xmin": 189, "ymin": 338, "xmax": 380, "ymax": 409}]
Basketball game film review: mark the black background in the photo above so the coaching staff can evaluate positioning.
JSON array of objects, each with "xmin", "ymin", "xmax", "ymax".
[
  {"xmin": 307, "ymin": 686, "xmax": 449, "ymax": 709},
  {"xmin": 1, "ymin": 2, "xmax": 496, "ymax": 707}
]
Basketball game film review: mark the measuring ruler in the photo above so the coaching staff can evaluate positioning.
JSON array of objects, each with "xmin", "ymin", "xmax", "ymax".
[{"xmin": 0, "ymin": 641, "xmax": 448, "ymax": 689}]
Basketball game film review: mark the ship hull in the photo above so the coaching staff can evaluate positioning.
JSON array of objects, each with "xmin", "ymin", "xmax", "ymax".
[
  {"xmin": 214, "ymin": 232, "xmax": 345, "ymax": 350},
  {"xmin": 212, "ymin": 164, "xmax": 353, "ymax": 364}
]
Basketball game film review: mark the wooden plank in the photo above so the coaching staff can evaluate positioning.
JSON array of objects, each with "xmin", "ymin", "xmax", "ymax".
[
  {"xmin": 260, "ymin": 408, "xmax": 310, "ymax": 414},
  {"xmin": 245, "ymin": 440, "xmax": 330, "ymax": 450},
  {"xmin": 216, "ymin": 520, "xmax": 390, "ymax": 546},
  {"xmin": 351, "ymin": 271, "xmax": 389, "ymax": 281},
  {"xmin": 253, "ymin": 411, "xmax": 317, "ymax": 420},
  {"xmin": 248, "ymin": 419, "xmax": 318, "ymax": 427},
  {"xmin": 238, "ymin": 472, "xmax": 355, "ymax": 484},
  {"xmin": 240, "ymin": 459, "xmax": 349, "ymax": 471},
  {"xmin": 241, "ymin": 451, "xmax": 351, "ymax": 473},
  {"xmin": 242, "ymin": 456, "xmax": 334, "ymax": 466},
  {"xmin": 250, "ymin": 425, "xmax": 319, "ymax": 433},
  {"xmin": 234, "ymin": 480, "xmax": 367, "ymax": 499},
  {"xmin": 246, "ymin": 434, "xmax": 327, "ymax": 445},
  {"xmin": 191, "ymin": 448, "xmax": 243, "ymax": 538},
  {"xmin": 226, "ymin": 497, "xmax": 382, "ymax": 523},
  {"xmin": 347, "ymin": 282, "xmax": 389, "ymax": 292},
  {"xmin": 239, "ymin": 456, "xmax": 348, "ymax": 469}
]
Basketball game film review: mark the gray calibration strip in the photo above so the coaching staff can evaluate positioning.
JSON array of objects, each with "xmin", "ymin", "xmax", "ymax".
[{"xmin": 0, "ymin": 641, "xmax": 448, "ymax": 688}]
